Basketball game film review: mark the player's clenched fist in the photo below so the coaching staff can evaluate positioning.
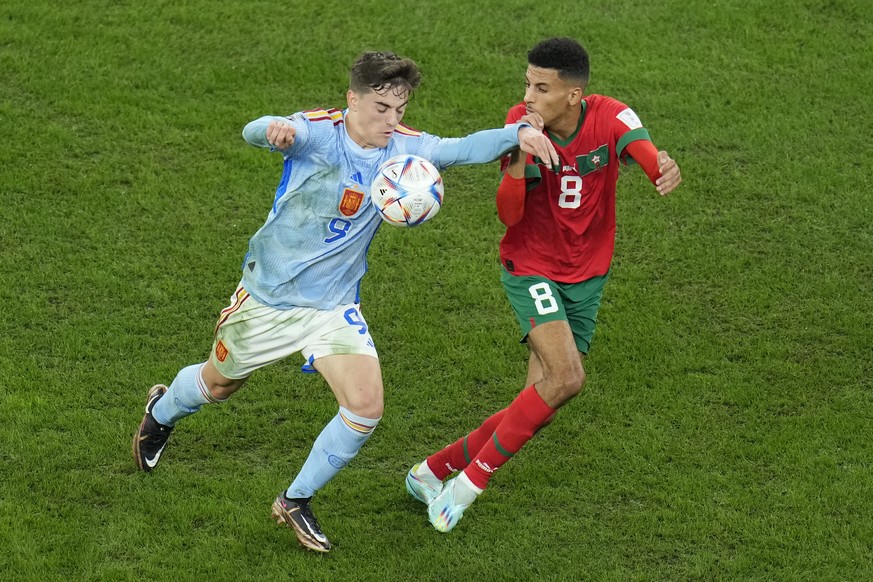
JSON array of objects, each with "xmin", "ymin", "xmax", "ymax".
[{"xmin": 266, "ymin": 121, "xmax": 296, "ymax": 150}]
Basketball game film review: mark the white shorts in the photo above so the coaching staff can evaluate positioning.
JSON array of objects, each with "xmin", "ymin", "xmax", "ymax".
[{"xmin": 210, "ymin": 285, "xmax": 379, "ymax": 379}]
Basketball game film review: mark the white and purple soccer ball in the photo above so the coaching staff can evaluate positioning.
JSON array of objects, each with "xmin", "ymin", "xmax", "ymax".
[{"xmin": 370, "ymin": 154, "xmax": 444, "ymax": 227}]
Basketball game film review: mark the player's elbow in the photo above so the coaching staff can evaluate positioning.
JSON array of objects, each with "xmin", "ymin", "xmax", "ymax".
[
  {"xmin": 498, "ymin": 208, "xmax": 523, "ymax": 227},
  {"xmin": 241, "ymin": 121, "xmax": 262, "ymax": 145}
]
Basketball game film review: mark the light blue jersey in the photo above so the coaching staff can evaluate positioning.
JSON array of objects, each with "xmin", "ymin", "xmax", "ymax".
[{"xmin": 241, "ymin": 108, "xmax": 527, "ymax": 310}]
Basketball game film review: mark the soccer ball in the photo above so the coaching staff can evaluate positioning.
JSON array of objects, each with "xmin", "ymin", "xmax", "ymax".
[{"xmin": 370, "ymin": 154, "xmax": 444, "ymax": 227}]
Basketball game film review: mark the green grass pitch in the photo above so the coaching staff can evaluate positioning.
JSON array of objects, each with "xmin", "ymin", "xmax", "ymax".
[{"xmin": 1, "ymin": 0, "xmax": 871, "ymax": 580}]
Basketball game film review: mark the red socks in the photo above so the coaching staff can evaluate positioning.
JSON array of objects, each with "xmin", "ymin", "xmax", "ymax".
[
  {"xmin": 426, "ymin": 385, "xmax": 557, "ymax": 486},
  {"xmin": 427, "ymin": 409, "xmax": 507, "ymax": 481},
  {"xmin": 464, "ymin": 385, "xmax": 556, "ymax": 489}
]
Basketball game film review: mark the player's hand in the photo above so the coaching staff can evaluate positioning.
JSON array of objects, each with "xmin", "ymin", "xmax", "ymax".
[
  {"xmin": 518, "ymin": 125, "xmax": 559, "ymax": 170},
  {"xmin": 518, "ymin": 111, "xmax": 545, "ymax": 132},
  {"xmin": 266, "ymin": 121, "xmax": 296, "ymax": 150},
  {"xmin": 655, "ymin": 151, "xmax": 681, "ymax": 195}
]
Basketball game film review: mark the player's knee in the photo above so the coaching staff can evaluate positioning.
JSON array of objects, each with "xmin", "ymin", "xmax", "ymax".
[
  {"xmin": 554, "ymin": 364, "xmax": 586, "ymax": 402},
  {"xmin": 343, "ymin": 388, "xmax": 384, "ymax": 419},
  {"xmin": 201, "ymin": 362, "xmax": 246, "ymax": 400},
  {"xmin": 207, "ymin": 377, "xmax": 246, "ymax": 401}
]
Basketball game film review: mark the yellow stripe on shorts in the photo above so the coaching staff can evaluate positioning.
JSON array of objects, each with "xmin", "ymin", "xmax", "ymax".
[{"xmin": 214, "ymin": 287, "xmax": 249, "ymax": 334}]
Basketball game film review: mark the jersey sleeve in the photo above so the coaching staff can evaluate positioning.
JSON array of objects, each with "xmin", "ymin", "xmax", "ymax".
[
  {"xmin": 601, "ymin": 97, "xmax": 652, "ymax": 163},
  {"xmin": 242, "ymin": 109, "xmax": 342, "ymax": 162},
  {"xmin": 242, "ymin": 114, "xmax": 311, "ymax": 158},
  {"xmin": 624, "ymin": 139, "xmax": 661, "ymax": 183},
  {"xmin": 421, "ymin": 123, "xmax": 529, "ymax": 170},
  {"xmin": 496, "ymin": 172, "xmax": 526, "ymax": 226}
]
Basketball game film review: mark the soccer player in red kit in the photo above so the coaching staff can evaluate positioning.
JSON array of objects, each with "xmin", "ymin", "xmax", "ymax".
[{"xmin": 406, "ymin": 37, "xmax": 682, "ymax": 532}]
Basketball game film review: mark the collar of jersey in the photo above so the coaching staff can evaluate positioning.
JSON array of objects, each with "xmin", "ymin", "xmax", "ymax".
[
  {"xmin": 342, "ymin": 109, "xmax": 387, "ymax": 158},
  {"xmin": 546, "ymin": 99, "xmax": 587, "ymax": 148}
]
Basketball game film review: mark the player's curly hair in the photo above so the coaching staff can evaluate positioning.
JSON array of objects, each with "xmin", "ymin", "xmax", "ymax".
[
  {"xmin": 350, "ymin": 51, "xmax": 422, "ymax": 96},
  {"xmin": 528, "ymin": 37, "xmax": 590, "ymax": 85}
]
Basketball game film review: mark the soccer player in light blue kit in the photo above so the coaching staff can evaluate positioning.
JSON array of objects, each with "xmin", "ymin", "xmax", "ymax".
[{"xmin": 132, "ymin": 51, "xmax": 559, "ymax": 553}]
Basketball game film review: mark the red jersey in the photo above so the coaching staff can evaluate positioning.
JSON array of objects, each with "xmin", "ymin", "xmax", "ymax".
[{"xmin": 499, "ymin": 95, "xmax": 652, "ymax": 283}]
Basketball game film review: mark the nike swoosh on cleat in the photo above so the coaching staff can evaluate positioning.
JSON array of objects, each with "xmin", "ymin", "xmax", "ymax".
[
  {"xmin": 144, "ymin": 443, "xmax": 167, "ymax": 468},
  {"xmin": 145, "ymin": 395, "xmax": 161, "ymax": 413},
  {"xmin": 289, "ymin": 508, "xmax": 327, "ymax": 543}
]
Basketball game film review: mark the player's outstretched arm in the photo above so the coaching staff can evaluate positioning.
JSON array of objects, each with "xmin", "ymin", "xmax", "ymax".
[{"xmin": 431, "ymin": 122, "xmax": 542, "ymax": 167}]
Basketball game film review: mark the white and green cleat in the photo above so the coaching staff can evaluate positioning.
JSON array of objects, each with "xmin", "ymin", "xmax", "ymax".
[
  {"xmin": 427, "ymin": 473, "xmax": 481, "ymax": 533},
  {"xmin": 405, "ymin": 462, "xmax": 443, "ymax": 505}
]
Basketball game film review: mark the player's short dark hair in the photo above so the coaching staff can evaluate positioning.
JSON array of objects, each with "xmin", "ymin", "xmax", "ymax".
[
  {"xmin": 528, "ymin": 37, "xmax": 590, "ymax": 85},
  {"xmin": 349, "ymin": 51, "xmax": 422, "ymax": 96}
]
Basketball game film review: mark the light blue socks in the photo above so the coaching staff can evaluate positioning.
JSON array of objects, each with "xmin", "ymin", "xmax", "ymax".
[
  {"xmin": 151, "ymin": 367, "xmax": 379, "ymax": 499},
  {"xmin": 286, "ymin": 407, "xmax": 380, "ymax": 499},
  {"xmin": 152, "ymin": 363, "xmax": 221, "ymax": 426}
]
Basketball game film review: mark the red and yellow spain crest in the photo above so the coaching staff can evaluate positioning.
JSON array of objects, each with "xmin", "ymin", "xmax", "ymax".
[
  {"xmin": 215, "ymin": 340, "xmax": 229, "ymax": 362},
  {"xmin": 339, "ymin": 187, "xmax": 364, "ymax": 216}
]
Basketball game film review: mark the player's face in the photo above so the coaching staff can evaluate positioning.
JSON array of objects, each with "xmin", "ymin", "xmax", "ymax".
[
  {"xmin": 523, "ymin": 65, "xmax": 583, "ymax": 130},
  {"xmin": 346, "ymin": 87, "xmax": 409, "ymax": 149}
]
